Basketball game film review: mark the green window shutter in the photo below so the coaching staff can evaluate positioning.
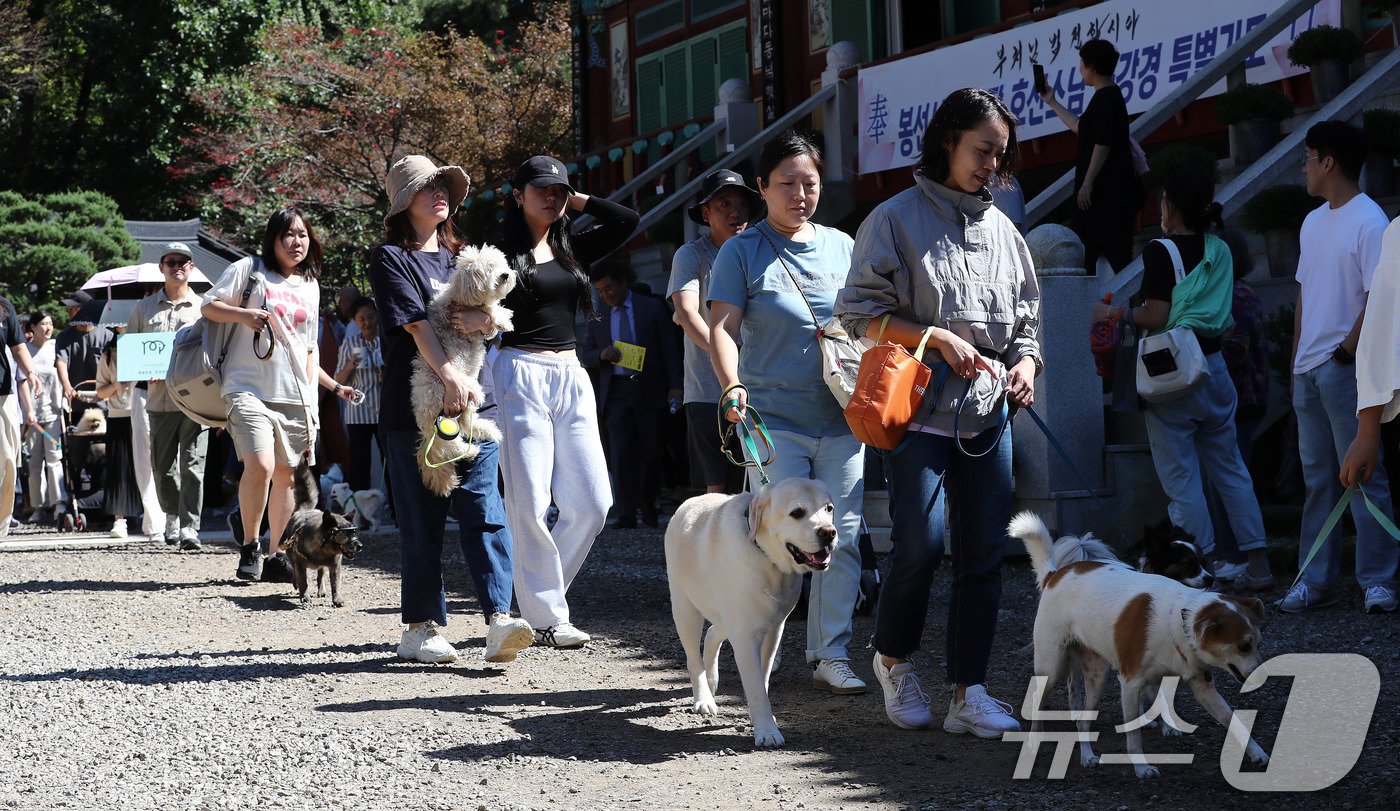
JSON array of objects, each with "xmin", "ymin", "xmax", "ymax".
[
  {"xmin": 952, "ymin": 0, "xmax": 998, "ymax": 35},
  {"xmin": 663, "ymin": 47, "xmax": 689, "ymax": 126},
  {"xmin": 637, "ymin": 57, "xmax": 663, "ymax": 132},
  {"xmin": 830, "ymin": 0, "xmax": 869, "ymax": 63},
  {"xmin": 717, "ymin": 23, "xmax": 748, "ymax": 85},
  {"xmin": 689, "ymin": 37, "xmax": 718, "ymax": 116}
]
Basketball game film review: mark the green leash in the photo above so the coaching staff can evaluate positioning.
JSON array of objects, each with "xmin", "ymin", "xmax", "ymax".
[
  {"xmin": 1292, "ymin": 485, "xmax": 1400, "ymax": 592},
  {"xmin": 718, "ymin": 399, "xmax": 775, "ymax": 486}
]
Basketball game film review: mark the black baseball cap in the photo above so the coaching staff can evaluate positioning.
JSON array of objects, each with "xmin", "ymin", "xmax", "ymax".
[
  {"xmin": 61, "ymin": 290, "xmax": 94, "ymax": 308},
  {"xmin": 686, "ymin": 169, "xmax": 765, "ymax": 225},
  {"xmin": 512, "ymin": 155, "xmax": 576, "ymax": 195}
]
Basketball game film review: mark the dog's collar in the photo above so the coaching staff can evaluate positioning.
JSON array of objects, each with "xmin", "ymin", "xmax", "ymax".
[{"xmin": 1174, "ymin": 608, "xmax": 1195, "ymax": 665}]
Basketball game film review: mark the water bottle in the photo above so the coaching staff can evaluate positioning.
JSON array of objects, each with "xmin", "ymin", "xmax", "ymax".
[{"xmin": 668, "ymin": 397, "xmax": 681, "ymax": 415}]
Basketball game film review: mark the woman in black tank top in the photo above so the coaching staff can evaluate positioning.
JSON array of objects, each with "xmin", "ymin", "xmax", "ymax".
[{"xmin": 491, "ymin": 155, "xmax": 638, "ymax": 648}]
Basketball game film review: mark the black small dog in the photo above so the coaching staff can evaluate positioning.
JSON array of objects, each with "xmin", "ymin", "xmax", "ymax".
[
  {"xmin": 1138, "ymin": 519, "xmax": 1214, "ymax": 589},
  {"xmin": 280, "ymin": 458, "xmax": 363, "ymax": 607}
]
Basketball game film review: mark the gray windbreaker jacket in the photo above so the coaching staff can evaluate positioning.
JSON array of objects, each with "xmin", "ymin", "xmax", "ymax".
[{"xmin": 835, "ymin": 171, "xmax": 1041, "ymax": 433}]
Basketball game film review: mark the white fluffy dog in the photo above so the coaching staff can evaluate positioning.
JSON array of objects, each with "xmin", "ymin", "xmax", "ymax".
[
  {"xmin": 329, "ymin": 482, "xmax": 386, "ymax": 531},
  {"xmin": 665, "ymin": 478, "xmax": 839, "ymax": 749},
  {"xmin": 410, "ymin": 244, "xmax": 516, "ymax": 496}
]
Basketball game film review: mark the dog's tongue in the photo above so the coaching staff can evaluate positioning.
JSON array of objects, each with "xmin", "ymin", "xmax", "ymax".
[{"xmin": 804, "ymin": 548, "xmax": 831, "ymax": 566}]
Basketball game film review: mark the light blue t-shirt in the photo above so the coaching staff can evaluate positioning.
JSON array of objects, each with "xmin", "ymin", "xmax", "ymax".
[{"xmin": 707, "ymin": 220, "xmax": 853, "ymax": 437}]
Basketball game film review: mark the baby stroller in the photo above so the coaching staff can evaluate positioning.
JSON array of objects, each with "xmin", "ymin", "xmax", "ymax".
[{"xmin": 55, "ymin": 381, "xmax": 106, "ymax": 533}]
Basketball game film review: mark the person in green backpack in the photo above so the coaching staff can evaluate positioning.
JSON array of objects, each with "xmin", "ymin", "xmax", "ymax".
[{"xmin": 1093, "ymin": 166, "xmax": 1274, "ymax": 588}]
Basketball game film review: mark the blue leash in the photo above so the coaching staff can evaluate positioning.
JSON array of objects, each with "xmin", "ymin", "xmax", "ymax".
[{"xmin": 1020, "ymin": 404, "xmax": 1134, "ymax": 550}]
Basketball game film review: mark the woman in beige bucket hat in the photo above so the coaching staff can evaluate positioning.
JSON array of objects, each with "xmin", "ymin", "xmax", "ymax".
[{"xmin": 368, "ymin": 154, "xmax": 534, "ymax": 665}]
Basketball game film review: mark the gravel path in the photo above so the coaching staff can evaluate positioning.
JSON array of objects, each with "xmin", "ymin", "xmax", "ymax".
[{"xmin": 2, "ymin": 523, "xmax": 1397, "ymax": 809}]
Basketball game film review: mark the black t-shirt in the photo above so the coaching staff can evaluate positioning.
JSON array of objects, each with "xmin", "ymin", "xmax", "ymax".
[
  {"xmin": 499, "ymin": 259, "xmax": 583, "ymax": 351},
  {"xmin": 1076, "ymin": 84, "xmax": 1136, "ymax": 205},
  {"xmin": 368, "ymin": 244, "xmax": 483, "ymax": 434},
  {"xmin": 54, "ymin": 324, "xmax": 114, "ymax": 388},
  {"xmin": 0, "ymin": 298, "xmax": 21, "ymax": 396},
  {"xmin": 1139, "ymin": 234, "xmax": 1222, "ymax": 354}
]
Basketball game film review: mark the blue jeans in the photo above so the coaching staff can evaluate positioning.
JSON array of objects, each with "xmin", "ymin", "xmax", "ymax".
[
  {"xmin": 1205, "ymin": 413, "xmax": 1261, "ymax": 563},
  {"xmin": 1143, "ymin": 353, "xmax": 1267, "ymax": 556},
  {"xmin": 382, "ymin": 430, "xmax": 515, "ymax": 625},
  {"xmin": 874, "ymin": 418, "xmax": 1011, "ymax": 686},
  {"xmin": 748, "ymin": 429, "xmax": 864, "ymax": 663},
  {"xmin": 1293, "ymin": 359, "xmax": 1398, "ymax": 589}
]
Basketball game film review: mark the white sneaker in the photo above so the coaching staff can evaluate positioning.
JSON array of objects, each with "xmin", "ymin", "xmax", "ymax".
[
  {"xmin": 146, "ymin": 532, "xmax": 164, "ymax": 544},
  {"xmin": 1364, "ymin": 585, "xmax": 1398, "ymax": 614},
  {"xmin": 944, "ymin": 684, "xmax": 1021, "ymax": 739},
  {"xmin": 534, "ymin": 623, "xmax": 590, "ymax": 649},
  {"xmin": 812, "ymin": 658, "xmax": 868, "ymax": 694},
  {"xmin": 872, "ymin": 653, "xmax": 933, "ymax": 730},
  {"xmin": 1212, "ymin": 560, "xmax": 1248, "ymax": 582},
  {"xmin": 108, "ymin": 518, "xmax": 127, "ymax": 538},
  {"xmin": 397, "ymin": 622, "xmax": 458, "ymax": 663},
  {"xmin": 164, "ymin": 516, "xmax": 179, "ymax": 544},
  {"xmin": 484, "ymin": 614, "xmax": 533, "ymax": 663}
]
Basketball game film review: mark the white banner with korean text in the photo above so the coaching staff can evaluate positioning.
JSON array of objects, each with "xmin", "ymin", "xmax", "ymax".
[{"xmin": 858, "ymin": 0, "xmax": 1341, "ymax": 175}]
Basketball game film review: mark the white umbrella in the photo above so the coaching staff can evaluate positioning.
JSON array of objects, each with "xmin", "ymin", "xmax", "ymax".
[{"xmin": 81, "ymin": 262, "xmax": 212, "ymax": 297}]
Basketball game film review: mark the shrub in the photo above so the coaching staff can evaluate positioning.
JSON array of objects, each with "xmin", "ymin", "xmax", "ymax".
[
  {"xmin": 1238, "ymin": 184, "xmax": 1318, "ymax": 233},
  {"xmin": 1215, "ymin": 84, "xmax": 1295, "ymax": 125},
  {"xmin": 1286, "ymin": 25, "xmax": 1364, "ymax": 67},
  {"xmin": 1145, "ymin": 143, "xmax": 1220, "ymax": 188},
  {"xmin": 1364, "ymin": 108, "xmax": 1400, "ymax": 154}
]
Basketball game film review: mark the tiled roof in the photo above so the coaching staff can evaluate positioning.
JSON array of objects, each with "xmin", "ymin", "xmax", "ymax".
[{"xmin": 124, "ymin": 218, "xmax": 249, "ymax": 278}]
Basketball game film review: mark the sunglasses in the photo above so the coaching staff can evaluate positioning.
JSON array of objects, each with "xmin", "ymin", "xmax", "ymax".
[{"xmin": 161, "ymin": 258, "xmax": 191, "ymax": 268}]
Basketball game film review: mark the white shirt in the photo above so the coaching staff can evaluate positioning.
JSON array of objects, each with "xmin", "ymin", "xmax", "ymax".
[
  {"xmin": 1357, "ymin": 217, "xmax": 1400, "ymax": 423},
  {"xmin": 1294, "ymin": 193, "xmax": 1388, "ymax": 375}
]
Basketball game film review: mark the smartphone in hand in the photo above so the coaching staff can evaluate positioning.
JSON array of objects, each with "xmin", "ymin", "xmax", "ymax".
[{"xmin": 1033, "ymin": 63, "xmax": 1049, "ymax": 96}]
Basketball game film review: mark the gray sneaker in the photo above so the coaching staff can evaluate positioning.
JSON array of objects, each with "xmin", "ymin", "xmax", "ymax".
[
  {"xmin": 1277, "ymin": 582, "xmax": 1336, "ymax": 613},
  {"xmin": 1364, "ymin": 585, "xmax": 1398, "ymax": 614},
  {"xmin": 872, "ymin": 652, "xmax": 933, "ymax": 730},
  {"xmin": 178, "ymin": 527, "xmax": 201, "ymax": 551}
]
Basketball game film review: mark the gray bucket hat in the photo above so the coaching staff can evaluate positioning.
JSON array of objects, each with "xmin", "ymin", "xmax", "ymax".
[{"xmin": 384, "ymin": 155, "xmax": 471, "ymax": 225}]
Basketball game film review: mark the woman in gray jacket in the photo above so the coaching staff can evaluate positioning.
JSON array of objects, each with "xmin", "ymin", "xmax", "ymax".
[{"xmin": 836, "ymin": 88, "xmax": 1041, "ymax": 737}]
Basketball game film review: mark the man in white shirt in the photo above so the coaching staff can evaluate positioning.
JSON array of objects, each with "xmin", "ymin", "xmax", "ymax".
[{"xmin": 1282, "ymin": 121, "xmax": 1398, "ymax": 614}]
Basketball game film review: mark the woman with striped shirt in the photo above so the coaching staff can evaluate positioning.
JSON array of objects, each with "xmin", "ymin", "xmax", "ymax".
[{"xmin": 335, "ymin": 296, "xmax": 383, "ymax": 492}]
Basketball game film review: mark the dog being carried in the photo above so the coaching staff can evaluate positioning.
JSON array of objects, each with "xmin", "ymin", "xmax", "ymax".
[
  {"xmin": 410, "ymin": 244, "xmax": 516, "ymax": 496},
  {"xmin": 1008, "ymin": 512, "xmax": 1271, "ymax": 778},
  {"xmin": 280, "ymin": 457, "xmax": 363, "ymax": 607}
]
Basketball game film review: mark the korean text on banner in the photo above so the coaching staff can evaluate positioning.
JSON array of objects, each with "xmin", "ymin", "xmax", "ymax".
[
  {"xmin": 116, "ymin": 332, "xmax": 175, "ymax": 382},
  {"xmin": 858, "ymin": 0, "xmax": 1340, "ymax": 175}
]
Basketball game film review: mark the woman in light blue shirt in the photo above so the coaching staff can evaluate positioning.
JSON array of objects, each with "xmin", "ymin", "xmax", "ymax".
[{"xmin": 708, "ymin": 131, "xmax": 866, "ymax": 697}]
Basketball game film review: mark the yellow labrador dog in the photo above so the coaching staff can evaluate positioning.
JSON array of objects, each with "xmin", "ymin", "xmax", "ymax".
[{"xmin": 665, "ymin": 477, "xmax": 838, "ymax": 748}]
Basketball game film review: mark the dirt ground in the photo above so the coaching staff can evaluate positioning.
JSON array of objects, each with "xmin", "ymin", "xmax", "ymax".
[{"xmin": 1, "ymin": 519, "xmax": 1397, "ymax": 810}]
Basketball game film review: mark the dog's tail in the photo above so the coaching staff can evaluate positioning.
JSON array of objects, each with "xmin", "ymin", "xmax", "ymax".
[
  {"xmin": 293, "ymin": 455, "xmax": 319, "ymax": 511},
  {"xmin": 1008, "ymin": 511, "xmax": 1056, "ymax": 589}
]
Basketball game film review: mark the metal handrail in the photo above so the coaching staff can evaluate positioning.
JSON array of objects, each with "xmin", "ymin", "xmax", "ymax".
[
  {"xmin": 605, "ymin": 119, "xmax": 727, "ymax": 204},
  {"xmin": 1102, "ymin": 45, "xmax": 1400, "ymax": 298},
  {"xmin": 634, "ymin": 83, "xmax": 838, "ymax": 234},
  {"xmin": 1024, "ymin": 0, "xmax": 1323, "ymax": 226}
]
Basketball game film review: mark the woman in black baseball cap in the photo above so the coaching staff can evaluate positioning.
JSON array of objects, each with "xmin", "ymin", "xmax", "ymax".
[{"xmin": 492, "ymin": 155, "xmax": 639, "ymax": 649}]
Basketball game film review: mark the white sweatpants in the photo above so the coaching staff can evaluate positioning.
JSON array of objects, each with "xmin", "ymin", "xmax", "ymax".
[
  {"xmin": 493, "ymin": 349, "xmax": 611, "ymax": 628},
  {"xmin": 130, "ymin": 389, "xmax": 166, "ymax": 536}
]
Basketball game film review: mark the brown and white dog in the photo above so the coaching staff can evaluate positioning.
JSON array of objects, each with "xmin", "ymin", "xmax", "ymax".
[{"xmin": 1009, "ymin": 512, "xmax": 1270, "ymax": 778}]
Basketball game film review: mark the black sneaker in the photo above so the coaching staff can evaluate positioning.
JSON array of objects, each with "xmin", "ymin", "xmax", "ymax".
[
  {"xmin": 236, "ymin": 542, "xmax": 262, "ymax": 581},
  {"xmin": 261, "ymin": 553, "xmax": 296, "ymax": 584},
  {"xmin": 227, "ymin": 509, "xmax": 244, "ymax": 545}
]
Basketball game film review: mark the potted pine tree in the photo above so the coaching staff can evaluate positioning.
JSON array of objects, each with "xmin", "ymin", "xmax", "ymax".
[
  {"xmin": 1239, "ymin": 184, "xmax": 1319, "ymax": 279},
  {"xmin": 1215, "ymin": 84, "xmax": 1295, "ymax": 165},
  {"xmin": 1286, "ymin": 25, "xmax": 1363, "ymax": 105},
  {"xmin": 1363, "ymin": 108, "xmax": 1400, "ymax": 198}
]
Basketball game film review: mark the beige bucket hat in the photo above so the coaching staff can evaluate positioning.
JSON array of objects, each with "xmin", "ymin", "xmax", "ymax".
[{"xmin": 384, "ymin": 155, "xmax": 471, "ymax": 225}]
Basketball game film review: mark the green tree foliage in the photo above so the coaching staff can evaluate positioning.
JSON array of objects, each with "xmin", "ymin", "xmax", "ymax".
[
  {"xmin": 0, "ymin": 189, "xmax": 140, "ymax": 315},
  {"xmin": 0, "ymin": 1, "xmax": 415, "ymax": 218}
]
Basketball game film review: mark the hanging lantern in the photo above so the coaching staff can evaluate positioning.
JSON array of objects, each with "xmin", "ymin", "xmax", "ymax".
[
  {"xmin": 586, "ymin": 155, "xmax": 602, "ymax": 170},
  {"xmin": 682, "ymin": 123, "xmax": 701, "ymax": 138},
  {"xmin": 632, "ymin": 139, "xmax": 649, "ymax": 154},
  {"xmin": 608, "ymin": 147, "xmax": 625, "ymax": 162},
  {"xmin": 657, "ymin": 131, "xmax": 674, "ymax": 146}
]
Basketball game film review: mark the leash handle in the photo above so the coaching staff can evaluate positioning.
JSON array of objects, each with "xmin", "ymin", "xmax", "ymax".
[
  {"xmin": 422, "ymin": 408, "xmax": 477, "ymax": 469},
  {"xmin": 1292, "ymin": 486, "xmax": 1400, "ymax": 592},
  {"xmin": 720, "ymin": 406, "xmax": 776, "ymax": 485}
]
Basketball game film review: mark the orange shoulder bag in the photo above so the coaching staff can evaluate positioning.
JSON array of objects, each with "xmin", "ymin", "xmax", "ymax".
[{"xmin": 843, "ymin": 315, "xmax": 936, "ymax": 451}]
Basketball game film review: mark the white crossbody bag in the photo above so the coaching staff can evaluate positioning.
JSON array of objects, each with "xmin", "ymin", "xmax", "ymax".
[{"xmin": 1135, "ymin": 239, "xmax": 1208, "ymax": 403}]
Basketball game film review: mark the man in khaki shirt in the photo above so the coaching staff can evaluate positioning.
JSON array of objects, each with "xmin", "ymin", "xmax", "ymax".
[{"xmin": 127, "ymin": 242, "xmax": 207, "ymax": 550}]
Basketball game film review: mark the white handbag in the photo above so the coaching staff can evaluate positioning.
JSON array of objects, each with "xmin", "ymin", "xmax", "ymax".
[{"xmin": 1135, "ymin": 239, "xmax": 1208, "ymax": 403}]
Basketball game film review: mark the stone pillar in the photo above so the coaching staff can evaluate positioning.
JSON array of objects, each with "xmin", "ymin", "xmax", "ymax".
[
  {"xmin": 817, "ymin": 40, "xmax": 860, "ymax": 227},
  {"xmin": 715, "ymin": 78, "xmax": 759, "ymax": 159},
  {"xmin": 1013, "ymin": 225, "xmax": 1106, "ymax": 520}
]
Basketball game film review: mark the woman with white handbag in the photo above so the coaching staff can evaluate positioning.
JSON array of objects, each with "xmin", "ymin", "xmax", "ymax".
[
  {"xmin": 1092, "ymin": 166, "xmax": 1273, "ymax": 588},
  {"xmin": 708, "ymin": 130, "xmax": 867, "ymax": 696}
]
